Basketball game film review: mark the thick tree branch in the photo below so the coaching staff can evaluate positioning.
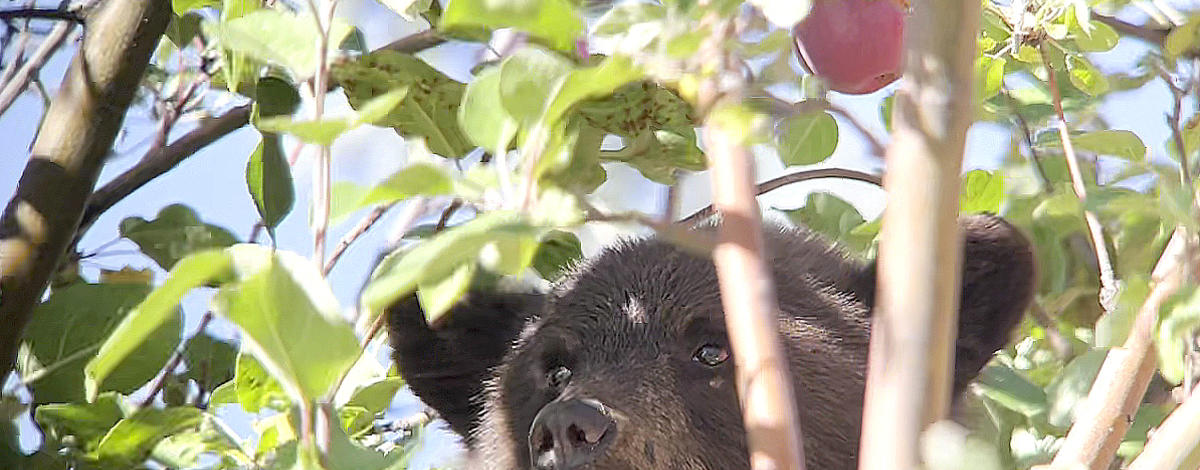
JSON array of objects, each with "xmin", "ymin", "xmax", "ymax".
[
  {"xmin": 1052, "ymin": 229, "xmax": 1191, "ymax": 470},
  {"xmin": 857, "ymin": 1, "xmax": 979, "ymax": 468},
  {"xmin": 0, "ymin": 0, "xmax": 170, "ymax": 377},
  {"xmin": 699, "ymin": 15, "xmax": 804, "ymax": 470},
  {"xmin": 77, "ymin": 104, "xmax": 253, "ymax": 235},
  {"xmin": 680, "ymin": 168, "xmax": 883, "ymax": 225}
]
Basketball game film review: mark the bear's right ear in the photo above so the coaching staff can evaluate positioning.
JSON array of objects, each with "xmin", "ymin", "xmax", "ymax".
[{"xmin": 386, "ymin": 291, "xmax": 542, "ymax": 442}]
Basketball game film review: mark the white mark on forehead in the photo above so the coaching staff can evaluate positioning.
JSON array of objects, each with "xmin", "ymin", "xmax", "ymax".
[{"xmin": 623, "ymin": 296, "xmax": 647, "ymax": 324}]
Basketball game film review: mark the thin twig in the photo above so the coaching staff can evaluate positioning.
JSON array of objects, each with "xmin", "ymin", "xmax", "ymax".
[
  {"xmin": 307, "ymin": 0, "xmax": 339, "ymax": 274},
  {"xmin": 139, "ymin": 312, "xmax": 215, "ymax": 408},
  {"xmin": 679, "ymin": 168, "xmax": 883, "ymax": 225},
  {"xmin": 434, "ymin": 199, "xmax": 463, "ymax": 232},
  {"xmin": 1002, "ymin": 86, "xmax": 1054, "ymax": 193},
  {"xmin": 1052, "ymin": 229, "xmax": 1191, "ymax": 470},
  {"xmin": 323, "ymin": 203, "xmax": 393, "ymax": 276},
  {"xmin": 0, "ymin": 20, "xmax": 73, "ymax": 116},
  {"xmin": 1042, "ymin": 46, "xmax": 1119, "ymax": 313},
  {"xmin": 0, "ymin": 8, "xmax": 83, "ymax": 23},
  {"xmin": 1161, "ymin": 69, "xmax": 1193, "ymax": 187}
]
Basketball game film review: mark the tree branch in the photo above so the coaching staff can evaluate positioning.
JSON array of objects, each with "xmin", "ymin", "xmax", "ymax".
[
  {"xmin": 1042, "ymin": 46, "xmax": 1119, "ymax": 314},
  {"xmin": 378, "ymin": 29, "xmax": 445, "ymax": 54},
  {"xmin": 0, "ymin": 0, "xmax": 170, "ymax": 378},
  {"xmin": 699, "ymin": 14, "xmax": 804, "ymax": 470},
  {"xmin": 858, "ymin": 0, "xmax": 980, "ymax": 468},
  {"xmin": 1093, "ymin": 13, "xmax": 1169, "ymax": 45},
  {"xmin": 0, "ymin": 8, "xmax": 84, "ymax": 24},
  {"xmin": 77, "ymin": 104, "xmax": 253, "ymax": 236},
  {"xmin": 0, "ymin": 20, "xmax": 74, "ymax": 116},
  {"xmin": 1052, "ymin": 228, "xmax": 1192, "ymax": 470},
  {"xmin": 679, "ymin": 168, "xmax": 883, "ymax": 225},
  {"xmin": 323, "ymin": 202, "xmax": 393, "ymax": 276}
]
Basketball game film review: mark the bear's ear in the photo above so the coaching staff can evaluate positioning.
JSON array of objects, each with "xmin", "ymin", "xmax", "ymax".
[
  {"xmin": 951, "ymin": 215, "xmax": 1036, "ymax": 394},
  {"xmin": 851, "ymin": 215, "xmax": 1036, "ymax": 395},
  {"xmin": 387, "ymin": 291, "xmax": 542, "ymax": 442}
]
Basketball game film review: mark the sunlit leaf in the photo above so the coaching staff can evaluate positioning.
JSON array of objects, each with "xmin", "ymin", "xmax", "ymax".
[
  {"xmin": 440, "ymin": 0, "xmax": 584, "ymax": 51},
  {"xmin": 959, "ymin": 170, "xmax": 1003, "ymax": 214},
  {"xmin": 778, "ymin": 111, "xmax": 838, "ymax": 166}
]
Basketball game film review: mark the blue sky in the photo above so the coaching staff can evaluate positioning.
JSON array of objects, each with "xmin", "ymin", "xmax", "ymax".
[{"xmin": 0, "ymin": 0, "xmax": 1186, "ymax": 466}]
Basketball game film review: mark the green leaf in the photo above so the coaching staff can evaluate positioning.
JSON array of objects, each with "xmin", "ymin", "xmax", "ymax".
[
  {"xmin": 1072, "ymin": 20, "xmax": 1118, "ymax": 52},
  {"xmin": 498, "ymin": 48, "xmax": 574, "ymax": 127},
  {"xmin": 1157, "ymin": 289, "xmax": 1200, "ymax": 385},
  {"xmin": 119, "ymin": 204, "xmax": 239, "ymax": 270},
  {"xmin": 173, "ymin": 0, "xmax": 219, "ymax": 14},
  {"xmin": 594, "ymin": 2, "xmax": 664, "ymax": 36},
  {"xmin": 257, "ymin": 87, "xmax": 407, "ymax": 146},
  {"xmin": 1045, "ymin": 348, "xmax": 1107, "ymax": 429},
  {"xmin": 213, "ymin": 246, "xmax": 359, "ymax": 402},
  {"xmin": 1040, "ymin": 129, "xmax": 1146, "ymax": 162},
  {"xmin": 1166, "ymin": 18, "xmax": 1200, "ymax": 59},
  {"xmin": 235, "ymin": 352, "xmax": 290, "ymax": 412},
  {"xmin": 781, "ymin": 193, "xmax": 865, "ymax": 244},
  {"xmin": 778, "ymin": 111, "xmax": 838, "ymax": 166},
  {"xmin": 532, "ymin": 230, "xmax": 582, "ymax": 281},
  {"xmin": 975, "ymin": 364, "xmax": 1048, "ymax": 418},
  {"xmin": 545, "ymin": 56, "xmax": 642, "ymax": 124},
  {"xmin": 1096, "ymin": 277, "xmax": 1151, "ymax": 347},
  {"xmin": 85, "ymin": 250, "xmax": 234, "ymax": 401},
  {"xmin": 602, "ymin": 128, "xmax": 706, "ymax": 184},
  {"xmin": 218, "ymin": 9, "xmax": 353, "ymax": 79},
  {"xmin": 375, "ymin": 0, "xmax": 433, "ymax": 20},
  {"xmin": 361, "ymin": 163, "xmax": 455, "ymax": 207},
  {"xmin": 1065, "ymin": 55, "xmax": 1108, "ymax": 96},
  {"xmin": 334, "ymin": 51, "xmax": 472, "ymax": 157},
  {"xmin": 345, "ymin": 377, "xmax": 405, "ymax": 415},
  {"xmin": 362, "ymin": 211, "xmax": 536, "ymax": 315},
  {"xmin": 149, "ymin": 414, "xmax": 247, "ymax": 469},
  {"xmin": 959, "ymin": 170, "xmax": 1003, "ymax": 214},
  {"xmin": 254, "ymin": 76, "xmax": 301, "ymax": 119},
  {"xmin": 459, "ymin": 66, "xmax": 518, "ymax": 156},
  {"xmin": 246, "ymin": 134, "xmax": 296, "ymax": 232},
  {"xmin": 975, "ymin": 56, "xmax": 1006, "ymax": 101},
  {"xmin": 184, "ymin": 334, "xmax": 238, "ymax": 390},
  {"xmin": 440, "ymin": 0, "xmax": 584, "ymax": 51},
  {"xmin": 35, "ymin": 394, "xmax": 123, "ymax": 454},
  {"xmin": 24, "ymin": 283, "xmax": 179, "ymax": 405},
  {"xmin": 94, "ymin": 407, "xmax": 202, "ymax": 467},
  {"xmin": 166, "ymin": 12, "xmax": 203, "ymax": 48},
  {"xmin": 416, "ymin": 263, "xmax": 475, "ymax": 323}
]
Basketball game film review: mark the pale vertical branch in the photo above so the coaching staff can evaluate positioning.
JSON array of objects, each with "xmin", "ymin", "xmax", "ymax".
[
  {"xmin": 0, "ymin": 0, "xmax": 170, "ymax": 377},
  {"xmin": 1042, "ymin": 47, "xmax": 1119, "ymax": 313},
  {"xmin": 857, "ymin": 0, "xmax": 980, "ymax": 468},
  {"xmin": 699, "ymin": 12, "xmax": 804, "ymax": 470},
  {"xmin": 1052, "ymin": 229, "xmax": 1191, "ymax": 470},
  {"xmin": 1128, "ymin": 384, "xmax": 1200, "ymax": 470}
]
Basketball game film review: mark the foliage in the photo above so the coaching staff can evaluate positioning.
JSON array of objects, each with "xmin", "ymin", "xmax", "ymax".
[{"xmin": 3, "ymin": 0, "xmax": 1200, "ymax": 468}]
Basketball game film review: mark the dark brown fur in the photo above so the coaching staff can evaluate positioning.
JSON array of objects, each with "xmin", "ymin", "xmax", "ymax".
[{"xmin": 387, "ymin": 215, "xmax": 1035, "ymax": 469}]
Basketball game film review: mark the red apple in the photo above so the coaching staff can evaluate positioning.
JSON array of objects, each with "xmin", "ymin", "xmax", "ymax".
[{"xmin": 793, "ymin": 0, "xmax": 907, "ymax": 95}]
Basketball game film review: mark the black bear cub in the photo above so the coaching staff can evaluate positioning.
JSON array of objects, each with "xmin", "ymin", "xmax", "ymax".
[{"xmin": 387, "ymin": 215, "xmax": 1035, "ymax": 469}]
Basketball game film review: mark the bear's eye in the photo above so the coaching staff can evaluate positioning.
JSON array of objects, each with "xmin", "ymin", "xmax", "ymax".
[
  {"xmin": 693, "ymin": 344, "xmax": 729, "ymax": 367},
  {"xmin": 547, "ymin": 365, "xmax": 572, "ymax": 389}
]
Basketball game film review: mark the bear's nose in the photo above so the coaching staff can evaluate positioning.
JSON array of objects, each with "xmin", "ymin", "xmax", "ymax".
[{"xmin": 529, "ymin": 398, "xmax": 617, "ymax": 470}]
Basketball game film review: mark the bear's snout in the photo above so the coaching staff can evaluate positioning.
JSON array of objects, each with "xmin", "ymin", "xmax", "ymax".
[{"xmin": 529, "ymin": 398, "xmax": 618, "ymax": 469}]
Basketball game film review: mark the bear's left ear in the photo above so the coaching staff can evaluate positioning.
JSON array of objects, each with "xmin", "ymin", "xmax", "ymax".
[{"xmin": 852, "ymin": 215, "xmax": 1036, "ymax": 395}]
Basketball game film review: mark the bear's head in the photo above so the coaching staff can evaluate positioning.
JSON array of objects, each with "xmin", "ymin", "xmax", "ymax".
[{"xmin": 387, "ymin": 215, "xmax": 1035, "ymax": 469}]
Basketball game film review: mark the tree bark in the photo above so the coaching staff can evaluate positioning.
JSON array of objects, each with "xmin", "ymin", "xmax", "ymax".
[
  {"xmin": 0, "ymin": 0, "xmax": 171, "ymax": 377},
  {"xmin": 857, "ymin": 1, "xmax": 980, "ymax": 469}
]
